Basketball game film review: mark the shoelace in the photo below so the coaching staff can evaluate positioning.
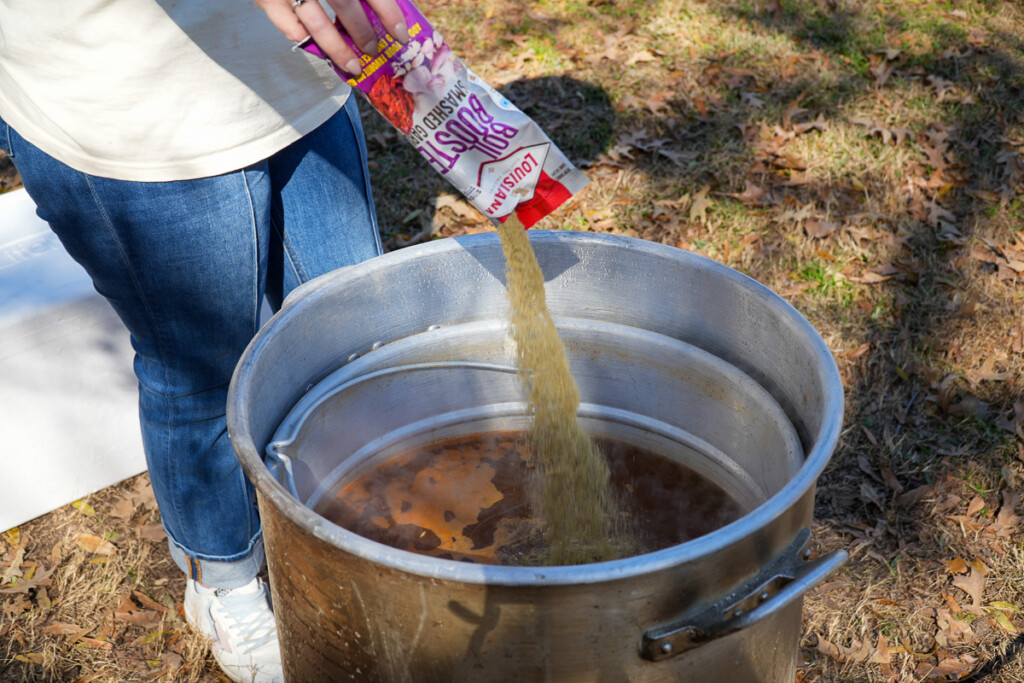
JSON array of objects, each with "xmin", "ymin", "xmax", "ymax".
[{"xmin": 213, "ymin": 586, "xmax": 279, "ymax": 653}]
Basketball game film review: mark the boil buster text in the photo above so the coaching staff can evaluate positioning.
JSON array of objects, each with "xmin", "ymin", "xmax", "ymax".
[{"xmin": 410, "ymin": 89, "xmax": 521, "ymax": 177}]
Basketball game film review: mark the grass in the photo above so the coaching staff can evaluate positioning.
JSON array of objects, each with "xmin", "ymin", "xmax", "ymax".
[{"xmin": 4, "ymin": 0, "xmax": 1024, "ymax": 679}]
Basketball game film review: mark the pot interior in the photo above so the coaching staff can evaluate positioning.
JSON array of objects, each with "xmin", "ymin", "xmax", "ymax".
[{"xmin": 267, "ymin": 315, "xmax": 803, "ymax": 562}]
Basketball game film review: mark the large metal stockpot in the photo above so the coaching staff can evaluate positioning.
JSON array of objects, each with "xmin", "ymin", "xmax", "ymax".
[{"xmin": 227, "ymin": 230, "xmax": 846, "ymax": 682}]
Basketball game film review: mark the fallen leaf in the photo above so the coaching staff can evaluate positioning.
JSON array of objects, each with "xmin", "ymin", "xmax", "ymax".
[
  {"xmin": 935, "ymin": 607, "xmax": 974, "ymax": 646},
  {"xmin": 875, "ymin": 597, "xmax": 905, "ymax": 607},
  {"xmin": 113, "ymin": 592, "xmax": 165, "ymax": 627},
  {"xmin": 916, "ymin": 654, "xmax": 977, "ymax": 678},
  {"xmin": 957, "ymin": 295, "xmax": 981, "ymax": 318},
  {"xmin": 656, "ymin": 148, "xmax": 697, "ymax": 166},
  {"xmin": 859, "ymin": 482, "xmax": 884, "ymax": 509},
  {"xmin": 921, "ymin": 142, "xmax": 950, "ymax": 172},
  {"xmin": 990, "ymin": 490, "xmax": 1021, "ymax": 537},
  {"xmin": 0, "ymin": 542, "xmax": 25, "ymax": 585},
  {"xmin": 689, "ymin": 185, "xmax": 712, "ymax": 225},
  {"xmin": 926, "ymin": 75, "xmax": 963, "ymax": 102},
  {"xmin": 966, "ymin": 495, "xmax": 986, "ymax": 517},
  {"xmin": 108, "ymin": 496, "xmax": 136, "ymax": 522},
  {"xmin": 720, "ymin": 65, "xmax": 758, "ymax": 88},
  {"xmin": 115, "ymin": 607, "xmax": 164, "ymax": 627},
  {"xmin": 3, "ymin": 595, "xmax": 32, "ymax": 618},
  {"xmin": 625, "ymin": 48, "xmax": 657, "ymax": 66},
  {"xmin": 857, "ymin": 454, "xmax": 882, "ymax": 483},
  {"xmin": 135, "ymin": 524, "xmax": 167, "ymax": 543},
  {"xmin": 640, "ymin": 91, "xmax": 675, "ymax": 116},
  {"xmin": 767, "ymin": 152, "xmax": 808, "ymax": 170},
  {"xmin": 14, "ymin": 653, "xmax": 46, "ymax": 665},
  {"xmin": 996, "ymin": 401, "xmax": 1024, "ymax": 438},
  {"xmin": 952, "ymin": 567, "xmax": 986, "ymax": 614},
  {"xmin": 868, "ymin": 53, "xmax": 898, "ymax": 86},
  {"xmin": 132, "ymin": 590, "xmax": 169, "ymax": 614},
  {"xmin": 725, "ymin": 180, "xmax": 771, "ymax": 206},
  {"xmin": 896, "ymin": 484, "xmax": 931, "ymax": 507},
  {"xmin": 844, "ymin": 342, "xmax": 872, "ymax": 359},
  {"xmin": 852, "ymin": 117, "xmax": 910, "ymax": 146},
  {"xmin": 880, "ymin": 466, "xmax": 903, "ymax": 494},
  {"xmin": 41, "ymin": 621, "xmax": 86, "ymax": 636},
  {"xmin": 0, "ymin": 565, "xmax": 53, "ymax": 594},
  {"xmin": 782, "ymin": 95, "xmax": 808, "ymax": 128},
  {"xmin": 71, "ymin": 500, "xmax": 96, "ymax": 517},
  {"xmin": 990, "ymin": 601, "xmax": 1020, "ymax": 612},
  {"xmin": 776, "ymin": 202, "xmax": 816, "ymax": 225},
  {"xmin": 77, "ymin": 636, "xmax": 113, "ymax": 650},
  {"xmin": 924, "ymin": 199, "xmax": 956, "ymax": 229},
  {"xmin": 815, "ymin": 634, "xmax": 872, "ymax": 662},
  {"xmin": 133, "ymin": 629, "xmax": 176, "ymax": 646},
  {"xmin": 512, "ymin": 48, "xmax": 536, "ymax": 71},
  {"xmin": 143, "ymin": 651, "xmax": 184, "ymax": 681},
  {"xmin": 74, "ymin": 533, "xmax": 116, "ymax": 556},
  {"xmin": 792, "ymin": 112, "xmax": 827, "ymax": 135},
  {"xmin": 946, "ymin": 557, "xmax": 968, "ymax": 574},
  {"xmin": 868, "ymin": 634, "xmax": 892, "ymax": 665},
  {"xmin": 741, "ymin": 91, "xmax": 766, "ymax": 108},
  {"xmin": 805, "ymin": 220, "xmax": 841, "ymax": 238},
  {"xmin": 988, "ymin": 606, "xmax": 1018, "ymax": 634},
  {"xmin": 970, "ymin": 355, "xmax": 1012, "ymax": 383},
  {"xmin": 847, "ymin": 270, "xmax": 893, "ymax": 284},
  {"xmin": 970, "ymin": 556, "xmax": 992, "ymax": 575},
  {"xmin": 128, "ymin": 479, "xmax": 157, "ymax": 511},
  {"xmin": 999, "ymin": 263, "xmax": 1022, "ymax": 280}
]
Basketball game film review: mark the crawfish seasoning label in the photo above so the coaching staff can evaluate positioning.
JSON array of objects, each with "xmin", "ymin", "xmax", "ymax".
[{"xmin": 299, "ymin": 0, "xmax": 589, "ymax": 228}]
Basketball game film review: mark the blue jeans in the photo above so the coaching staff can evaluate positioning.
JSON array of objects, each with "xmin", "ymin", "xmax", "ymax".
[{"xmin": 0, "ymin": 97, "xmax": 382, "ymax": 588}]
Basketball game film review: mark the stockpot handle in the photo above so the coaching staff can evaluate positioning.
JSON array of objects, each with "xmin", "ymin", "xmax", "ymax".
[{"xmin": 640, "ymin": 528, "xmax": 847, "ymax": 661}]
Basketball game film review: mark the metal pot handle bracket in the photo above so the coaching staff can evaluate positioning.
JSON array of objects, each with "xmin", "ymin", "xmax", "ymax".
[{"xmin": 641, "ymin": 528, "xmax": 847, "ymax": 661}]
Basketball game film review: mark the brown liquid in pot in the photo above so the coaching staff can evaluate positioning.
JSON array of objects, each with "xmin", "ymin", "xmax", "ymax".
[{"xmin": 315, "ymin": 431, "xmax": 743, "ymax": 566}]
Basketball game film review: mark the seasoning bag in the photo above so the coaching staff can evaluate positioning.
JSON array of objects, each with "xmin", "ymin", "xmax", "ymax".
[{"xmin": 299, "ymin": 0, "xmax": 588, "ymax": 228}]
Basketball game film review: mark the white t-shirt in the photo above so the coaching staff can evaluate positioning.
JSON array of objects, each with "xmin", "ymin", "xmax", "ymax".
[{"xmin": 0, "ymin": 0, "xmax": 350, "ymax": 181}]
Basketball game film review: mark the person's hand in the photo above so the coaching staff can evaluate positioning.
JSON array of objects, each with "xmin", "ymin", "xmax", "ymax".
[{"xmin": 255, "ymin": 0, "xmax": 410, "ymax": 77}]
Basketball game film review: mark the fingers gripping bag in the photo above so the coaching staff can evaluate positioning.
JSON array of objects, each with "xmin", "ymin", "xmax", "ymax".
[{"xmin": 298, "ymin": 1, "xmax": 588, "ymax": 228}]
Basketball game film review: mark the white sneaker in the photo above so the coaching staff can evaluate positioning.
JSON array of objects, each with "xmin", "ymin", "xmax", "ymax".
[{"xmin": 184, "ymin": 578, "xmax": 283, "ymax": 683}]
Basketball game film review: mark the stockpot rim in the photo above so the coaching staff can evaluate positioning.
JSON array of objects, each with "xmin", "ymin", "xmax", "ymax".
[{"xmin": 227, "ymin": 230, "xmax": 844, "ymax": 587}]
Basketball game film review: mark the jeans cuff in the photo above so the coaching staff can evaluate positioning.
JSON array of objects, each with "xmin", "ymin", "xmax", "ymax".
[{"xmin": 167, "ymin": 533, "xmax": 265, "ymax": 590}]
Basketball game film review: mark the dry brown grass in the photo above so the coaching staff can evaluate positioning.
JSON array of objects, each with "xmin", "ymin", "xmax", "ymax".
[
  {"xmin": 1, "ymin": 477, "xmax": 224, "ymax": 681},
  {"xmin": 4, "ymin": 0, "xmax": 1024, "ymax": 680}
]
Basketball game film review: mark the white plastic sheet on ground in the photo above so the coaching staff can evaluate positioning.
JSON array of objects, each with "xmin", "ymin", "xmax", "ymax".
[{"xmin": 0, "ymin": 188, "xmax": 145, "ymax": 532}]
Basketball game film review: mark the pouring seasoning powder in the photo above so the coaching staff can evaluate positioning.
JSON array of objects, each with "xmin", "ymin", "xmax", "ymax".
[{"xmin": 303, "ymin": 1, "xmax": 629, "ymax": 563}]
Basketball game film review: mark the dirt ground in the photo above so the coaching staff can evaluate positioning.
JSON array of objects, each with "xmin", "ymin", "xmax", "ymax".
[{"xmin": 4, "ymin": 0, "xmax": 1024, "ymax": 680}]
